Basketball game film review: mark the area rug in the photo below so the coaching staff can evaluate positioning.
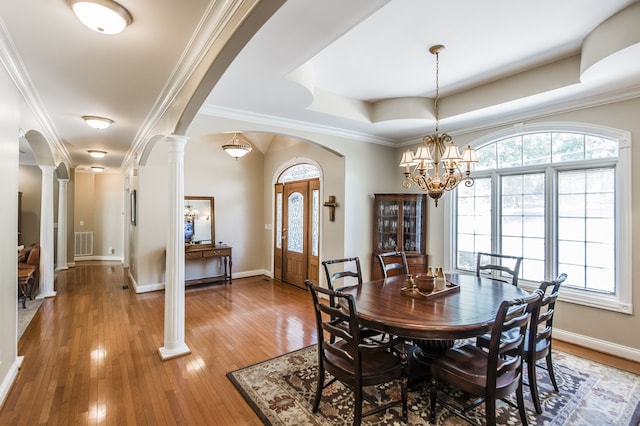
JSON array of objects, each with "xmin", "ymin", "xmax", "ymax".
[{"xmin": 227, "ymin": 345, "xmax": 640, "ymax": 425}]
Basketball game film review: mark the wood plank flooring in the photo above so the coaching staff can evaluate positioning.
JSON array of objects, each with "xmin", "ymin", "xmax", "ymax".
[
  {"xmin": 1, "ymin": 261, "xmax": 637, "ymax": 424},
  {"xmin": 3, "ymin": 262, "xmax": 315, "ymax": 425}
]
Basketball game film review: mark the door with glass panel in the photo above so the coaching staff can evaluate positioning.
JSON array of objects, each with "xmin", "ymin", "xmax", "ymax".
[{"xmin": 274, "ymin": 177, "xmax": 320, "ymax": 289}]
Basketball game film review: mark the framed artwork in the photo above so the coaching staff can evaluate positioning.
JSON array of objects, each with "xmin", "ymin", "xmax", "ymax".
[{"xmin": 130, "ymin": 190, "xmax": 137, "ymax": 225}]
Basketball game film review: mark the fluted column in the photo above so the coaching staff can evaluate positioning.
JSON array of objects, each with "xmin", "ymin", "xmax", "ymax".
[
  {"xmin": 37, "ymin": 165, "xmax": 56, "ymax": 299},
  {"xmin": 56, "ymin": 178, "xmax": 69, "ymax": 270},
  {"xmin": 158, "ymin": 135, "xmax": 190, "ymax": 360}
]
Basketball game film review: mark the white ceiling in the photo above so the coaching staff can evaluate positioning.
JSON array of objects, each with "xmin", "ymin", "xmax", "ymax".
[
  {"xmin": 203, "ymin": 0, "xmax": 640, "ymax": 144},
  {"xmin": 2, "ymin": 0, "xmax": 639, "ymax": 170}
]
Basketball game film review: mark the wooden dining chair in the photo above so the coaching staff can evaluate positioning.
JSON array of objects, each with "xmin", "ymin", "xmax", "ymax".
[
  {"xmin": 305, "ymin": 280, "xmax": 408, "ymax": 425},
  {"xmin": 321, "ymin": 257, "xmax": 384, "ymax": 342},
  {"xmin": 377, "ymin": 251, "xmax": 409, "ymax": 278},
  {"xmin": 476, "ymin": 252, "xmax": 523, "ymax": 286},
  {"xmin": 476, "ymin": 273, "xmax": 568, "ymax": 413},
  {"xmin": 322, "ymin": 257, "xmax": 363, "ymax": 289},
  {"xmin": 430, "ymin": 290, "xmax": 542, "ymax": 426}
]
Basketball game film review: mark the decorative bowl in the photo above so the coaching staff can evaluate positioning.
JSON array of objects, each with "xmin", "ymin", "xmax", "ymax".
[{"xmin": 414, "ymin": 273, "xmax": 435, "ymax": 293}]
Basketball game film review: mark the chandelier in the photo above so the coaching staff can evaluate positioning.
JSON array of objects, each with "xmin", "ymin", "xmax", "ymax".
[
  {"xmin": 400, "ymin": 45, "xmax": 478, "ymax": 207},
  {"xmin": 222, "ymin": 132, "xmax": 253, "ymax": 159},
  {"xmin": 184, "ymin": 204, "xmax": 199, "ymax": 219}
]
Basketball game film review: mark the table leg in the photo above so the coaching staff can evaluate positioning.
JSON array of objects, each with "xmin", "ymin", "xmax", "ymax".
[
  {"xmin": 414, "ymin": 339, "xmax": 456, "ymax": 364},
  {"xmin": 407, "ymin": 339, "xmax": 456, "ymax": 388}
]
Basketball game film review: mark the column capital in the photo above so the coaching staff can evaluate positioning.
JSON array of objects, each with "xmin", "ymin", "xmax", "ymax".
[{"xmin": 164, "ymin": 134, "xmax": 189, "ymax": 145}]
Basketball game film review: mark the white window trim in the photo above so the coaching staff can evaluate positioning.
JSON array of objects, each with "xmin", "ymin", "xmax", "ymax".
[{"xmin": 445, "ymin": 122, "xmax": 633, "ymax": 315}]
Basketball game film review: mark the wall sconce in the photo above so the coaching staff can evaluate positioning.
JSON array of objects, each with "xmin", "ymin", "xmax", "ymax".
[{"xmin": 91, "ymin": 166, "xmax": 104, "ymax": 172}]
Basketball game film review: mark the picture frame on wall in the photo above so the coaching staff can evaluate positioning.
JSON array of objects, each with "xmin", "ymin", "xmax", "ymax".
[{"xmin": 131, "ymin": 190, "xmax": 137, "ymax": 226}]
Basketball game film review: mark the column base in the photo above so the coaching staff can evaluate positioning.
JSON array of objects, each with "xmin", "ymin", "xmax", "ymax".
[
  {"xmin": 36, "ymin": 291, "xmax": 57, "ymax": 299},
  {"xmin": 158, "ymin": 343, "xmax": 191, "ymax": 361}
]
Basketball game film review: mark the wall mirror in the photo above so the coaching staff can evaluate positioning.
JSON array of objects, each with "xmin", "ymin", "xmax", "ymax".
[{"xmin": 184, "ymin": 196, "xmax": 214, "ymax": 244}]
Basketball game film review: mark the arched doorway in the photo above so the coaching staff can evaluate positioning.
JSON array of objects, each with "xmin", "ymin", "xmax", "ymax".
[{"xmin": 273, "ymin": 164, "xmax": 320, "ymax": 289}]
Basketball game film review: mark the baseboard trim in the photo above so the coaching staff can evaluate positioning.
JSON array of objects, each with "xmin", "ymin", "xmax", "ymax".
[
  {"xmin": 554, "ymin": 328, "xmax": 640, "ymax": 362},
  {"xmin": 74, "ymin": 255, "xmax": 123, "ymax": 262},
  {"xmin": 0, "ymin": 356, "xmax": 23, "ymax": 408},
  {"xmin": 132, "ymin": 270, "xmax": 272, "ymax": 293}
]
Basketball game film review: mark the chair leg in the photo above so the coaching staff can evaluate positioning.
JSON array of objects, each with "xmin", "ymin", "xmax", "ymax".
[
  {"xmin": 429, "ymin": 377, "xmax": 437, "ymax": 423},
  {"xmin": 517, "ymin": 380, "xmax": 529, "ymax": 426},
  {"xmin": 312, "ymin": 366, "xmax": 324, "ymax": 413},
  {"xmin": 401, "ymin": 375, "xmax": 408, "ymax": 420},
  {"xmin": 528, "ymin": 361, "xmax": 543, "ymax": 414},
  {"xmin": 354, "ymin": 384, "xmax": 363, "ymax": 426},
  {"xmin": 546, "ymin": 351, "xmax": 559, "ymax": 392},
  {"xmin": 485, "ymin": 396, "xmax": 497, "ymax": 426}
]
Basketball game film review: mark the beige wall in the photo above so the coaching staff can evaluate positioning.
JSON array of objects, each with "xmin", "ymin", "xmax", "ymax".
[
  {"xmin": 74, "ymin": 171, "xmax": 124, "ymax": 259},
  {"xmin": 18, "ymin": 165, "xmax": 42, "ymax": 246},
  {"xmin": 0, "ymin": 59, "xmax": 30, "ymax": 404}
]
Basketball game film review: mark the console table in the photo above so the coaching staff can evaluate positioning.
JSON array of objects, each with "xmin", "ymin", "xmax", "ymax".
[{"xmin": 184, "ymin": 244, "xmax": 232, "ymax": 286}]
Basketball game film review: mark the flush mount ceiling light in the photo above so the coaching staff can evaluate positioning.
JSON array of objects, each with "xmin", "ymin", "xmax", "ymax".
[
  {"xmin": 88, "ymin": 150, "xmax": 107, "ymax": 158},
  {"xmin": 68, "ymin": 0, "xmax": 132, "ymax": 35},
  {"xmin": 83, "ymin": 115, "xmax": 114, "ymax": 129},
  {"xmin": 222, "ymin": 132, "xmax": 253, "ymax": 160},
  {"xmin": 91, "ymin": 166, "xmax": 104, "ymax": 172}
]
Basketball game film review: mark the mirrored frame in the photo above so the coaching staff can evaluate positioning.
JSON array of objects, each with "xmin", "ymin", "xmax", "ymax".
[{"xmin": 184, "ymin": 196, "xmax": 214, "ymax": 245}]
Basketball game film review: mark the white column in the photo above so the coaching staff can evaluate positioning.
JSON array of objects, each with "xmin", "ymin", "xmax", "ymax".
[
  {"xmin": 37, "ymin": 165, "xmax": 56, "ymax": 299},
  {"xmin": 56, "ymin": 178, "xmax": 69, "ymax": 270},
  {"xmin": 159, "ymin": 135, "xmax": 190, "ymax": 360}
]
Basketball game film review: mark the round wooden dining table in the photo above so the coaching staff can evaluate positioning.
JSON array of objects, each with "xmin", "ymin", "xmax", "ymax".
[{"xmin": 339, "ymin": 272, "xmax": 529, "ymax": 341}]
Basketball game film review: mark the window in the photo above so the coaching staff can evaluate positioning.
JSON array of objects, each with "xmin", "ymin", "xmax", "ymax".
[{"xmin": 453, "ymin": 124, "xmax": 631, "ymax": 314}]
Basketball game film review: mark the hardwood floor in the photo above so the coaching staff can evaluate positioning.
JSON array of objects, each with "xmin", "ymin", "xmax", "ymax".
[
  {"xmin": 1, "ymin": 262, "xmax": 637, "ymax": 424},
  {"xmin": 2, "ymin": 262, "xmax": 315, "ymax": 425}
]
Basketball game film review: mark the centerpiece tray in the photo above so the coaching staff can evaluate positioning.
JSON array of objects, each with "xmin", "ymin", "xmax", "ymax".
[{"xmin": 400, "ymin": 281, "xmax": 460, "ymax": 299}]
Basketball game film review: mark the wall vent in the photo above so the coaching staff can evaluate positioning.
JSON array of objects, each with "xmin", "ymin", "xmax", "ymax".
[{"xmin": 74, "ymin": 232, "xmax": 93, "ymax": 256}]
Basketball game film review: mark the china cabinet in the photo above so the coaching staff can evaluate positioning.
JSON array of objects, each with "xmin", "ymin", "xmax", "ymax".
[{"xmin": 371, "ymin": 193, "xmax": 428, "ymax": 280}]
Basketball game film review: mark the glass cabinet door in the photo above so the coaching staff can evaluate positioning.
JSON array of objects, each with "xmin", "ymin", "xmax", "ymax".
[
  {"xmin": 402, "ymin": 198, "xmax": 423, "ymax": 252},
  {"xmin": 376, "ymin": 200, "xmax": 400, "ymax": 250}
]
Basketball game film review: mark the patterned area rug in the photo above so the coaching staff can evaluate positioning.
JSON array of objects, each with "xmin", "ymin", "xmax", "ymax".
[{"xmin": 227, "ymin": 345, "xmax": 640, "ymax": 425}]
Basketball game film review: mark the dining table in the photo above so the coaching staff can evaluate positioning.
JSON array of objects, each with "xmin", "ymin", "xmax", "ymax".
[{"xmin": 339, "ymin": 272, "xmax": 530, "ymax": 380}]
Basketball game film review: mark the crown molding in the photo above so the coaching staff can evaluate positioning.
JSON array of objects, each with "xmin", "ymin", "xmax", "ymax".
[
  {"xmin": 122, "ymin": 0, "xmax": 263, "ymax": 171},
  {"xmin": 198, "ymin": 104, "xmax": 396, "ymax": 146}
]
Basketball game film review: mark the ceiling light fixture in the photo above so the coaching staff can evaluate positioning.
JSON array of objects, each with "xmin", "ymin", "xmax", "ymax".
[
  {"xmin": 83, "ymin": 115, "xmax": 114, "ymax": 129},
  {"xmin": 400, "ymin": 45, "xmax": 478, "ymax": 207},
  {"xmin": 88, "ymin": 150, "xmax": 107, "ymax": 158},
  {"xmin": 68, "ymin": 0, "xmax": 132, "ymax": 35},
  {"xmin": 222, "ymin": 132, "xmax": 253, "ymax": 160},
  {"xmin": 91, "ymin": 166, "xmax": 104, "ymax": 172}
]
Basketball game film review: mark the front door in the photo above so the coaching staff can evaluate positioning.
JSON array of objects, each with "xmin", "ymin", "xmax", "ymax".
[
  {"xmin": 274, "ymin": 178, "xmax": 320, "ymax": 289},
  {"xmin": 283, "ymin": 181, "xmax": 307, "ymax": 288}
]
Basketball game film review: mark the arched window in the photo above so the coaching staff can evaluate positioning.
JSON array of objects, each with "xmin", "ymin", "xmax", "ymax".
[
  {"xmin": 278, "ymin": 164, "xmax": 321, "ymax": 183},
  {"xmin": 453, "ymin": 123, "xmax": 631, "ymax": 314}
]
